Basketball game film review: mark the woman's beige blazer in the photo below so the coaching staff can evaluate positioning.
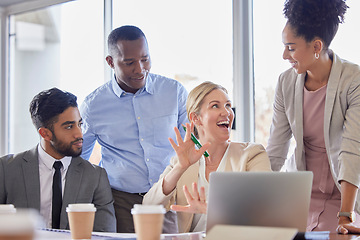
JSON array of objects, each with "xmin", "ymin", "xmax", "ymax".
[
  {"xmin": 143, "ymin": 141, "xmax": 271, "ymax": 233},
  {"xmin": 266, "ymin": 50, "xmax": 360, "ymax": 213}
]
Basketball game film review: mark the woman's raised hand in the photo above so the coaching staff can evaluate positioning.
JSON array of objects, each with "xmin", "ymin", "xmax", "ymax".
[
  {"xmin": 169, "ymin": 122, "xmax": 210, "ymax": 171},
  {"xmin": 170, "ymin": 182, "xmax": 207, "ymax": 214}
]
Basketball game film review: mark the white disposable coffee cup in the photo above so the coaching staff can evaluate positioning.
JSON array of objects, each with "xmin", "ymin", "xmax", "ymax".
[
  {"xmin": 0, "ymin": 209, "xmax": 40, "ymax": 240},
  {"xmin": 131, "ymin": 204, "xmax": 166, "ymax": 240},
  {"xmin": 0, "ymin": 204, "xmax": 16, "ymax": 214},
  {"xmin": 66, "ymin": 203, "xmax": 96, "ymax": 240}
]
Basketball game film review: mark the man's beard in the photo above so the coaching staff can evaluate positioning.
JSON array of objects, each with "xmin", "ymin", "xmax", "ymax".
[{"xmin": 50, "ymin": 133, "xmax": 83, "ymax": 158}]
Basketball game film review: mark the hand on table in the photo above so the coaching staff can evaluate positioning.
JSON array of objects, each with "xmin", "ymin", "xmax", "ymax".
[
  {"xmin": 337, "ymin": 220, "xmax": 360, "ymax": 235},
  {"xmin": 170, "ymin": 182, "xmax": 207, "ymax": 214}
]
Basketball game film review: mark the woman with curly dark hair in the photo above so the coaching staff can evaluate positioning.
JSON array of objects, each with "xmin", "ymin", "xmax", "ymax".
[{"xmin": 266, "ymin": 0, "xmax": 360, "ymax": 234}]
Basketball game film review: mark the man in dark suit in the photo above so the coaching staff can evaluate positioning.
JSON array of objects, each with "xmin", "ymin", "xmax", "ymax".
[{"xmin": 0, "ymin": 88, "xmax": 116, "ymax": 232}]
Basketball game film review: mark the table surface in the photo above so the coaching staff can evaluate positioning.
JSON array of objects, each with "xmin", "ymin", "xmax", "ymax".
[
  {"xmin": 327, "ymin": 234, "xmax": 360, "ymax": 240},
  {"xmin": 34, "ymin": 229, "xmax": 360, "ymax": 240},
  {"xmin": 36, "ymin": 229, "xmax": 203, "ymax": 240}
]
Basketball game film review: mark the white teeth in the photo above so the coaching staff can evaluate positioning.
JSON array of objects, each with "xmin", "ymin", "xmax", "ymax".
[{"xmin": 217, "ymin": 120, "xmax": 229, "ymax": 125}]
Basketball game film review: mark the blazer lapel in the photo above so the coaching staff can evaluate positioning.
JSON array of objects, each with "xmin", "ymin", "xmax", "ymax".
[
  {"xmin": 22, "ymin": 146, "xmax": 41, "ymax": 210},
  {"xmin": 60, "ymin": 157, "xmax": 83, "ymax": 228},
  {"xmin": 324, "ymin": 51, "xmax": 341, "ymax": 148},
  {"xmin": 294, "ymin": 73, "xmax": 306, "ymax": 170},
  {"xmin": 225, "ymin": 143, "xmax": 242, "ymax": 171}
]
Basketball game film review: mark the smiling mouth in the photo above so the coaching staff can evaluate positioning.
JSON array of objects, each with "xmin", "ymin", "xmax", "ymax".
[
  {"xmin": 132, "ymin": 75, "xmax": 145, "ymax": 81},
  {"xmin": 217, "ymin": 120, "xmax": 230, "ymax": 128}
]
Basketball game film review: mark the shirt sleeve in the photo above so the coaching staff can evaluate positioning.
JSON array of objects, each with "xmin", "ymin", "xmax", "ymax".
[
  {"xmin": 177, "ymin": 84, "xmax": 189, "ymax": 137},
  {"xmin": 266, "ymin": 73, "xmax": 292, "ymax": 171},
  {"xmin": 80, "ymin": 100, "xmax": 97, "ymax": 160},
  {"xmin": 143, "ymin": 156, "xmax": 177, "ymax": 210},
  {"xmin": 338, "ymin": 70, "xmax": 360, "ymax": 188}
]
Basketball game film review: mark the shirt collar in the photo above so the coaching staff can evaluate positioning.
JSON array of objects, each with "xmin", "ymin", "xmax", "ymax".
[
  {"xmin": 111, "ymin": 73, "xmax": 154, "ymax": 98},
  {"xmin": 38, "ymin": 144, "xmax": 72, "ymax": 171},
  {"xmin": 144, "ymin": 73, "xmax": 154, "ymax": 94}
]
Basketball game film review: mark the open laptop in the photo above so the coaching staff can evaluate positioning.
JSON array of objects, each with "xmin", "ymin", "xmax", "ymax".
[{"xmin": 206, "ymin": 171, "xmax": 313, "ymax": 233}]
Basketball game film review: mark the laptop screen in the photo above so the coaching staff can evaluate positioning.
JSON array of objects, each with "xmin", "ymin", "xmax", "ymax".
[{"xmin": 206, "ymin": 171, "xmax": 313, "ymax": 232}]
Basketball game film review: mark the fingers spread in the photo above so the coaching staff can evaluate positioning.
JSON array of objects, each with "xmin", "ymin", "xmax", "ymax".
[
  {"xmin": 192, "ymin": 182, "xmax": 200, "ymax": 199},
  {"xmin": 174, "ymin": 126, "xmax": 184, "ymax": 145},
  {"xmin": 183, "ymin": 185, "xmax": 194, "ymax": 202},
  {"xmin": 183, "ymin": 123, "xmax": 192, "ymax": 142},
  {"xmin": 199, "ymin": 186, "xmax": 206, "ymax": 203},
  {"xmin": 168, "ymin": 137, "xmax": 178, "ymax": 151},
  {"xmin": 170, "ymin": 204, "xmax": 191, "ymax": 213}
]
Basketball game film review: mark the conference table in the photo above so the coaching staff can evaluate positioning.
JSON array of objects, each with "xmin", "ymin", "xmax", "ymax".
[
  {"xmin": 36, "ymin": 229, "xmax": 202, "ymax": 240},
  {"xmin": 328, "ymin": 235, "xmax": 360, "ymax": 240},
  {"xmin": 35, "ymin": 228, "xmax": 360, "ymax": 240}
]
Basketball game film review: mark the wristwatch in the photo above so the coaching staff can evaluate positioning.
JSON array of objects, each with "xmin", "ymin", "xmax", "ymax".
[{"xmin": 337, "ymin": 211, "xmax": 356, "ymax": 223}]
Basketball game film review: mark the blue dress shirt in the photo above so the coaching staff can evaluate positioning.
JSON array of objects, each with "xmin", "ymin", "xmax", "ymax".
[{"xmin": 80, "ymin": 73, "xmax": 188, "ymax": 193}]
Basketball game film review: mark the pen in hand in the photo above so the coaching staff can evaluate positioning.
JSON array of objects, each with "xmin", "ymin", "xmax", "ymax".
[{"xmin": 182, "ymin": 125, "xmax": 210, "ymax": 157}]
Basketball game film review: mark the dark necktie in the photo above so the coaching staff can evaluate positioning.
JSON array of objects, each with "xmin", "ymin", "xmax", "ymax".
[{"xmin": 52, "ymin": 161, "xmax": 63, "ymax": 229}]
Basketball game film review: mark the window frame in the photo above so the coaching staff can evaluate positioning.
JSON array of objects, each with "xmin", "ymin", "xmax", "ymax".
[{"xmin": 0, "ymin": 0, "xmax": 254, "ymax": 155}]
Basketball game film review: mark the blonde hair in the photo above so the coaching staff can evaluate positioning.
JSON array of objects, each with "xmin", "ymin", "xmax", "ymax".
[{"xmin": 187, "ymin": 81, "xmax": 228, "ymax": 138}]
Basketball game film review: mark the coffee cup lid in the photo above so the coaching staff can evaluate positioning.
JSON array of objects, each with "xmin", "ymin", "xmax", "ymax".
[
  {"xmin": 66, "ymin": 203, "xmax": 96, "ymax": 212},
  {"xmin": 131, "ymin": 204, "xmax": 166, "ymax": 214},
  {"xmin": 0, "ymin": 204, "xmax": 16, "ymax": 213},
  {"xmin": 0, "ymin": 209, "xmax": 42, "ymax": 234}
]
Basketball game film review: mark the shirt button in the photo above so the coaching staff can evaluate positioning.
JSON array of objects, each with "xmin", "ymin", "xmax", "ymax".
[
  {"xmin": 138, "ymin": 117, "xmax": 140, "ymax": 120},
  {"xmin": 146, "ymin": 158, "xmax": 149, "ymax": 162},
  {"xmin": 141, "ymin": 138, "xmax": 144, "ymax": 141}
]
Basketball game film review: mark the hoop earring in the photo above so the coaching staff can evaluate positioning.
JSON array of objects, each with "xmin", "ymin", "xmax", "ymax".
[{"xmin": 315, "ymin": 52, "xmax": 320, "ymax": 59}]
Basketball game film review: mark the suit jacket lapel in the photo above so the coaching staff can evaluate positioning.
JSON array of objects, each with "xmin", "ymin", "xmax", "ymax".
[
  {"xmin": 324, "ymin": 51, "xmax": 341, "ymax": 148},
  {"xmin": 295, "ymin": 73, "xmax": 306, "ymax": 170},
  {"xmin": 61, "ymin": 157, "xmax": 83, "ymax": 228},
  {"xmin": 22, "ymin": 146, "xmax": 41, "ymax": 210}
]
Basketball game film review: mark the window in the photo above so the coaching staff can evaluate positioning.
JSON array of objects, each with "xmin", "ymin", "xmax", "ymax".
[
  {"xmin": 253, "ymin": 0, "xmax": 287, "ymax": 147},
  {"xmin": 3, "ymin": 0, "xmax": 238, "ymax": 160},
  {"xmin": 112, "ymin": 0, "xmax": 233, "ymax": 98},
  {"xmin": 8, "ymin": 0, "xmax": 104, "ymax": 153}
]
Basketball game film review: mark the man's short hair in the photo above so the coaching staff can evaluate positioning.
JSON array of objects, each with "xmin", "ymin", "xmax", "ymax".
[
  {"xmin": 29, "ymin": 88, "xmax": 77, "ymax": 130},
  {"xmin": 107, "ymin": 25, "xmax": 147, "ymax": 56}
]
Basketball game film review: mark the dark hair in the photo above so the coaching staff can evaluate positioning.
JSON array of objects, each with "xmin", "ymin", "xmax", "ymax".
[
  {"xmin": 29, "ymin": 88, "xmax": 78, "ymax": 130},
  {"xmin": 283, "ymin": 0, "xmax": 348, "ymax": 48},
  {"xmin": 108, "ymin": 25, "xmax": 147, "ymax": 56}
]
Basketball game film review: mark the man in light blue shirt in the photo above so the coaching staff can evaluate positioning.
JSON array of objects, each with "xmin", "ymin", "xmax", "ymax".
[{"xmin": 80, "ymin": 25, "xmax": 188, "ymax": 233}]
